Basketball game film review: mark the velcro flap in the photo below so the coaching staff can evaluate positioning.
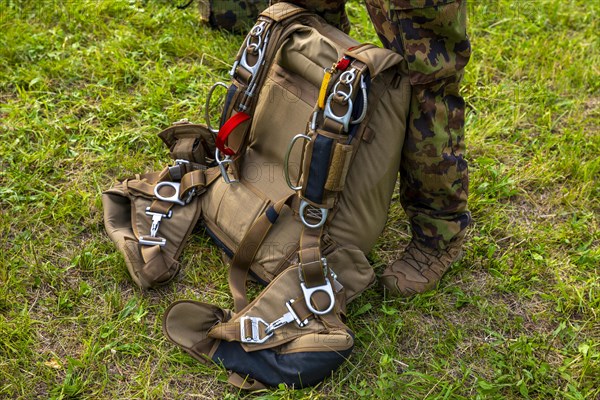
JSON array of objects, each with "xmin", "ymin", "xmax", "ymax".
[{"xmin": 324, "ymin": 143, "xmax": 353, "ymax": 192}]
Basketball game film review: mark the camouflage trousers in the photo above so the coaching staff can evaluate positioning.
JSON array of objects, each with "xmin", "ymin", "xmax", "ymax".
[{"xmin": 271, "ymin": 0, "xmax": 472, "ymax": 249}]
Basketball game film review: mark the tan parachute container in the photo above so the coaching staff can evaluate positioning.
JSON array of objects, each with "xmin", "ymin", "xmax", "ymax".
[{"xmin": 102, "ymin": 2, "xmax": 410, "ymax": 388}]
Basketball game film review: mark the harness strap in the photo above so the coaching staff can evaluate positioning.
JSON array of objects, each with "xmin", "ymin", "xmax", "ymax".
[{"xmin": 229, "ymin": 194, "xmax": 295, "ymax": 312}]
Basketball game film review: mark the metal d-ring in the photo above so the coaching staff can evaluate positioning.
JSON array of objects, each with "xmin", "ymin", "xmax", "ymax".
[
  {"xmin": 205, "ymin": 82, "xmax": 229, "ymax": 135},
  {"xmin": 284, "ymin": 134, "xmax": 311, "ymax": 191}
]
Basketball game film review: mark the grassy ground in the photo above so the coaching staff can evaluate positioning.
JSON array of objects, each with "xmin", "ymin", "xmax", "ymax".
[{"xmin": 1, "ymin": 0, "xmax": 598, "ymax": 399}]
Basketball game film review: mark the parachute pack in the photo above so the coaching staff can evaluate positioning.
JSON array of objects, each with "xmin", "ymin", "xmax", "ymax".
[{"xmin": 102, "ymin": 2, "xmax": 410, "ymax": 389}]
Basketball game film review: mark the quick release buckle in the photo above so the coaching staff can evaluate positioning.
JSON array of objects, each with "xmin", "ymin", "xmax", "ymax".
[
  {"xmin": 154, "ymin": 181, "xmax": 195, "ymax": 206},
  {"xmin": 299, "ymin": 258, "xmax": 336, "ymax": 316},
  {"xmin": 239, "ymin": 316, "xmax": 272, "ymax": 344},
  {"xmin": 264, "ymin": 299, "xmax": 309, "ymax": 335},
  {"xmin": 139, "ymin": 208, "xmax": 172, "ymax": 247}
]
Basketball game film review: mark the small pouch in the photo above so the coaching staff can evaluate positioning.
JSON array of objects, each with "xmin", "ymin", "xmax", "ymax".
[
  {"xmin": 102, "ymin": 122, "xmax": 215, "ymax": 288},
  {"xmin": 102, "ymin": 177, "xmax": 203, "ymax": 289}
]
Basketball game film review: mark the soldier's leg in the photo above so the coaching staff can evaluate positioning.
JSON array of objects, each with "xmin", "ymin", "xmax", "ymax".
[
  {"xmin": 269, "ymin": 0, "xmax": 350, "ymax": 32},
  {"xmin": 365, "ymin": 0, "xmax": 472, "ymax": 296}
]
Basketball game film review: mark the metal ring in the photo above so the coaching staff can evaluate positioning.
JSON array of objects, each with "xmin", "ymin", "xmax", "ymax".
[
  {"xmin": 300, "ymin": 279, "xmax": 335, "ymax": 315},
  {"xmin": 299, "ymin": 199, "xmax": 328, "ymax": 229},
  {"xmin": 205, "ymin": 82, "xmax": 229, "ymax": 135},
  {"xmin": 332, "ymin": 81, "xmax": 353, "ymax": 101},
  {"xmin": 284, "ymin": 134, "xmax": 311, "ymax": 191},
  {"xmin": 249, "ymin": 22, "xmax": 265, "ymax": 36},
  {"xmin": 154, "ymin": 181, "xmax": 185, "ymax": 206},
  {"xmin": 339, "ymin": 69, "xmax": 356, "ymax": 84},
  {"xmin": 247, "ymin": 38, "xmax": 261, "ymax": 53}
]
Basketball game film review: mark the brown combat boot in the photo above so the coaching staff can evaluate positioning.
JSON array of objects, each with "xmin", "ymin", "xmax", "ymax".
[{"xmin": 380, "ymin": 236, "xmax": 464, "ymax": 297}]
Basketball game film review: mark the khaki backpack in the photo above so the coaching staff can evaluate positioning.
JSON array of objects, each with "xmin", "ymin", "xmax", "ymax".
[{"xmin": 102, "ymin": 2, "xmax": 410, "ymax": 388}]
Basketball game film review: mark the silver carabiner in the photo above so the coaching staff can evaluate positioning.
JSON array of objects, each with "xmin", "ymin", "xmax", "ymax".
[
  {"xmin": 299, "ymin": 199, "xmax": 328, "ymax": 229},
  {"xmin": 215, "ymin": 148, "xmax": 237, "ymax": 184},
  {"xmin": 205, "ymin": 82, "xmax": 229, "ymax": 135},
  {"xmin": 324, "ymin": 93, "xmax": 353, "ymax": 133},
  {"xmin": 284, "ymin": 134, "xmax": 311, "ymax": 191}
]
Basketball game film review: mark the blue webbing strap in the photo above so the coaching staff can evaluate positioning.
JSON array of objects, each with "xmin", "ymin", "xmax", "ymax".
[{"xmin": 303, "ymin": 134, "xmax": 334, "ymax": 205}]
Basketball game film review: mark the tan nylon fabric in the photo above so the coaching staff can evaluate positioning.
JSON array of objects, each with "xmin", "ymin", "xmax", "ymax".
[
  {"xmin": 208, "ymin": 265, "xmax": 348, "ymax": 352},
  {"xmin": 103, "ymin": 167, "xmax": 204, "ymax": 288},
  {"xmin": 201, "ymin": 11, "xmax": 410, "ymax": 300}
]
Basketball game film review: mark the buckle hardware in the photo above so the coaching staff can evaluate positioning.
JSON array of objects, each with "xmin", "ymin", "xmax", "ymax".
[
  {"xmin": 239, "ymin": 22, "xmax": 267, "ymax": 78},
  {"xmin": 299, "ymin": 258, "xmax": 336, "ymax": 316},
  {"xmin": 138, "ymin": 236, "xmax": 167, "ymax": 247},
  {"xmin": 299, "ymin": 199, "xmax": 328, "ymax": 229},
  {"xmin": 240, "ymin": 316, "xmax": 272, "ymax": 344},
  {"xmin": 236, "ymin": 22, "xmax": 270, "ymax": 111},
  {"xmin": 215, "ymin": 148, "xmax": 238, "ymax": 184},
  {"xmin": 154, "ymin": 181, "xmax": 194, "ymax": 206},
  {"xmin": 324, "ymin": 94, "xmax": 353, "ymax": 133},
  {"xmin": 265, "ymin": 299, "xmax": 309, "ymax": 335},
  {"xmin": 139, "ymin": 208, "xmax": 172, "ymax": 247}
]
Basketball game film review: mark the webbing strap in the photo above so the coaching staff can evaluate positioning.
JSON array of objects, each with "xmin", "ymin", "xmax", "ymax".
[
  {"xmin": 298, "ymin": 225, "xmax": 326, "ymax": 288},
  {"xmin": 227, "ymin": 373, "xmax": 267, "ymax": 391},
  {"xmin": 216, "ymin": 112, "xmax": 251, "ymax": 156},
  {"xmin": 229, "ymin": 195, "xmax": 295, "ymax": 312},
  {"xmin": 303, "ymin": 134, "xmax": 334, "ymax": 205}
]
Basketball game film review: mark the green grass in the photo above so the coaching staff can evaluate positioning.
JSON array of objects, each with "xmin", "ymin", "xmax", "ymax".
[{"xmin": 1, "ymin": 0, "xmax": 598, "ymax": 398}]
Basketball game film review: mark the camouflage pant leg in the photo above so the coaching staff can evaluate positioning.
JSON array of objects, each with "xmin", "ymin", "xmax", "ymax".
[
  {"xmin": 269, "ymin": 0, "xmax": 350, "ymax": 33},
  {"xmin": 366, "ymin": 0, "xmax": 471, "ymax": 249},
  {"xmin": 271, "ymin": 0, "xmax": 471, "ymax": 249}
]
